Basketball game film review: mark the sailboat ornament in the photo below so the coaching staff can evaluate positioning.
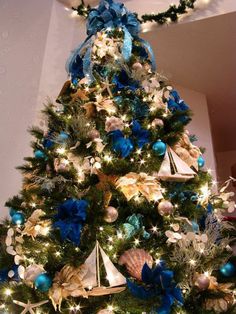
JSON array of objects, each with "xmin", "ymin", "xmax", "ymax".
[
  {"xmin": 156, "ymin": 145, "xmax": 196, "ymax": 182},
  {"xmin": 80, "ymin": 241, "xmax": 126, "ymax": 297}
]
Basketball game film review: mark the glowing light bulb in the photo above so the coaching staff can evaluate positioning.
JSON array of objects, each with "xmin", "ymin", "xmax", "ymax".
[
  {"xmin": 56, "ymin": 147, "xmax": 66, "ymax": 155},
  {"xmin": 55, "ymin": 251, "xmax": 61, "ymax": 257},
  {"xmin": 99, "ymin": 226, "xmax": 104, "ymax": 231},
  {"xmin": 5, "ymin": 289, "xmax": 12, "ymax": 296},
  {"xmin": 189, "ymin": 259, "xmax": 196, "ymax": 266},
  {"xmin": 152, "ymin": 226, "xmax": 158, "ymax": 232},
  {"xmin": 107, "ymin": 305, "xmax": 114, "ymax": 311},
  {"xmin": 155, "ymin": 259, "xmax": 161, "ymax": 265},
  {"xmin": 136, "ymin": 149, "xmax": 142, "ymax": 155},
  {"xmin": 134, "ymin": 238, "xmax": 140, "ymax": 245},
  {"xmin": 104, "ymin": 155, "xmax": 112, "ymax": 162},
  {"xmin": 108, "ymin": 236, "xmax": 113, "ymax": 242}
]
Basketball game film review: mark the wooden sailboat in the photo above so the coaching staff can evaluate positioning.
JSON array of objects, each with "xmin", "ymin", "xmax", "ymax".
[
  {"xmin": 156, "ymin": 146, "xmax": 196, "ymax": 182},
  {"xmin": 81, "ymin": 241, "xmax": 126, "ymax": 297}
]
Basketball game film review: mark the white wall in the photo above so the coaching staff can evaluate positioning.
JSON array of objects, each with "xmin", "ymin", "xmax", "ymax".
[
  {"xmin": 216, "ymin": 150, "xmax": 236, "ymax": 182},
  {"xmin": 0, "ymin": 0, "xmax": 217, "ymax": 219},
  {"xmin": 0, "ymin": 0, "xmax": 53, "ymax": 218},
  {"xmin": 175, "ymin": 85, "xmax": 216, "ymax": 178},
  {"xmin": 216, "ymin": 150, "xmax": 236, "ymax": 208}
]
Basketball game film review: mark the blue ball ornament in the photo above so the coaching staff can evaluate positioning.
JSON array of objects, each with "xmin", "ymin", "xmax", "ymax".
[
  {"xmin": 220, "ymin": 262, "xmax": 235, "ymax": 277},
  {"xmin": 34, "ymin": 273, "xmax": 52, "ymax": 292},
  {"xmin": 198, "ymin": 155, "xmax": 205, "ymax": 168},
  {"xmin": 34, "ymin": 150, "xmax": 45, "ymax": 159},
  {"xmin": 152, "ymin": 140, "xmax": 166, "ymax": 156},
  {"xmin": 12, "ymin": 212, "xmax": 25, "ymax": 226}
]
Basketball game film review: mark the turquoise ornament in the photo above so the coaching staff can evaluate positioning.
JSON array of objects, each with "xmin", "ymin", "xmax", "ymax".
[
  {"xmin": 57, "ymin": 131, "xmax": 69, "ymax": 143},
  {"xmin": 34, "ymin": 150, "xmax": 45, "ymax": 159},
  {"xmin": 152, "ymin": 140, "xmax": 166, "ymax": 156},
  {"xmin": 123, "ymin": 214, "xmax": 150, "ymax": 239},
  {"xmin": 220, "ymin": 262, "xmax": 235, "ymax": 277},
  {"xmin": 12, "ymin": 212, "xmax": 25, "ymax": 226},
  {"xmin": 34, "ymin": 273, "xmax": 52, "ymax": 292},
  {"xmin": 198, "ymin": 155, "xmax": 205, "ymax": 168}
]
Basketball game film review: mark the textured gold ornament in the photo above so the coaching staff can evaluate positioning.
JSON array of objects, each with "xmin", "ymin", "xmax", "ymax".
[
  {"xmin": 116, "ymin": 172, "xmax": 163, "ymax": 202},
  {"xmin": 49, "ymin": 264, "xmax": 88, "ymax": 311}
]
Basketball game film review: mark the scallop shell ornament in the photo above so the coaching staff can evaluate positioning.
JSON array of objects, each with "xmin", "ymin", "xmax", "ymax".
[{"xmin": 118, "ymin": 249, "xmax": 153, "ymax": 281}]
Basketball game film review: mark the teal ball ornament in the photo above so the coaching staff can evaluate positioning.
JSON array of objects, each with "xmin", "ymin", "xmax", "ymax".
[
  {"xmin": 34, "ymin": 273, "xmax": 52, "ymax": 292},
  {"xmin": 57, "ymin": 131, "xmax": 69, "ymax": 143},
  {"xmin": 12, "ymin": 212, "xmax": 25, "ymax": 226},
  {"xmin": 220, "ymin": 262, "xmax": 235, "ymax": 277},
  {"xmin": 198, "ymin": 155, "xmax": 205, "ymax": 168},
  {"xmin": 34, "ymin": 150, "xmax": 45, "ymax": 159},
  {"xmin": 152, "ymin": 140, "xmax": 166, "ymax": 156}
]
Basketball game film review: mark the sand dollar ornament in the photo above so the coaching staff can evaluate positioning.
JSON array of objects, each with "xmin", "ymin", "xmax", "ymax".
[
  {"xmin": 157, "ymin": 200, "xmax": 174, "ymax": 216},
  {"xmin": 104, "ymin": 206, "xmax": 118, "ymax": 223}
]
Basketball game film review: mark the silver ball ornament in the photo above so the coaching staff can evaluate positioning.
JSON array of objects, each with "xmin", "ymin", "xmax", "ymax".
[
  {"xmin": 89, "ymin": 129, "xmax": 100, "ymax": 140},
  {"xmin": 157, "ymin": 200, "xmax": 174, "ymax": 216},
  {"xmin": 104, "ymin": 206, "xmax": 118, "ymax": 223},
  {"xmin": 195, "ymin": 274, "xmax": 210, "ymax": 290}
]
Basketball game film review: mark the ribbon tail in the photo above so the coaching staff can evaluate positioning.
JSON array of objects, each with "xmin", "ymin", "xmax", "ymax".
[
  {"xmin": 138, "ymin": 38, "xmax": 156, "ymax": 71},
  {"xmin": 122, "ymin": 26, "xmax": 133, "ymax": 61},
  {"xmin": 65, "ymin": 35, "xmax": 92, "ymax": 76},
  {"xmin": 156, "ymin": 293, "xmax": 175, "ymax": 314},
  {"xmin": 83, "ymin": 44, "xmax": 95, "ymax": 84}
]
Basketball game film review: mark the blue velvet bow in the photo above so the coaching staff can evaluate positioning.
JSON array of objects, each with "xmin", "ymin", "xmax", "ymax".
[
  {"xmin": 54, "ymin": 199, "xmax": 88, "ymax": 246},
  {"xmin": 123, "ymin": 214, "xmax": 150, "ymax": 239},
  {"xmin": 112, "ymin": 69, "xmax": 139, "ymax": 92},
  {"xmin": 109, "ymin": 121, "xmax": 149, "ymax": 158},
  {"xmin": 66, "ymin": 0, "xmax": 156, "ymax": 84},
  {"xmin": 132, "ymin": 120, "xmax": 150, "ymax": 148},
  {"xmin": 127, "ymin": 261, "xmax": 183, "ymax": 314},
  {"xmin": 109, "ymin": 129, "xmax": 134, "ymax": 158},
  {"xmin": 168, "ymin": 90, "xmax": 189, "ymax": 112}
]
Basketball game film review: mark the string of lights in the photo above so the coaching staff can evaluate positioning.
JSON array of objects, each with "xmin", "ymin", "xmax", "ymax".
[{"xmin": 72, "ymin": 0, "xmax": 197, "ymax": 24}]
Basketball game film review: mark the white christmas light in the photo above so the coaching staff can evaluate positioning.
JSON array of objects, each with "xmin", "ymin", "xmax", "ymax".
[
  {"xmin": 5, "ymin": 289, "xmax": 12, "ymax": 296},
  {"xmin": 56, "ymin": 147, "xmax": 66, "ymax": 155},
  {"xmin": 189, "ymin": 259, "xmax": 196, "ymax": 266}
]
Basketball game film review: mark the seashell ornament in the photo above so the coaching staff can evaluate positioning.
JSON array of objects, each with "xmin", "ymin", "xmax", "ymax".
[{"xmin": 118, "ymin": 248, "xmax": 153, "ymax": 281}]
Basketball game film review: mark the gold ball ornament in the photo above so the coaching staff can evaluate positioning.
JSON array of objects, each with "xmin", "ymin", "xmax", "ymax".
[
  {"xmin": 194, "ymin": 273, "xmax": 210, "ymax": 290},
  {"xmin": 104, "ymin": 206, "xmax": 118, "ymax": 223},
  {"xmin": 157, "ymin": 200, "xmax": 174, "ymax": 216}
]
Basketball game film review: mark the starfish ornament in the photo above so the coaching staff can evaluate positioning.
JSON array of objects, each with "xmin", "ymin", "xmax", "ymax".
[{"xmin": 13, "ymin": 299, "xmax": 48, "ymax": 314}]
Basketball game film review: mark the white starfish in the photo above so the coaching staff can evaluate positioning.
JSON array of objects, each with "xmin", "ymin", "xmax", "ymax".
[{"xmin": 13, "ymin": 299, "xmax": 48, "ymax": 314}]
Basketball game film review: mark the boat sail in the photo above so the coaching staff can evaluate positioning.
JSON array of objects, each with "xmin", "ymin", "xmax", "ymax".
[
  {"xmin": 81, "ymin": 241, "xmax": 126, "ymax": 297},
  {"xmin": 156, "ymin": 146, "xmax": 196, "ymax": 182}
]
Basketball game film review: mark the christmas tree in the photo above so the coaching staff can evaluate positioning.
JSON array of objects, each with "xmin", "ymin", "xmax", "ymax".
[{"xmin": 0, "ymin": 0, "xmax": 235, "ymax": 313}]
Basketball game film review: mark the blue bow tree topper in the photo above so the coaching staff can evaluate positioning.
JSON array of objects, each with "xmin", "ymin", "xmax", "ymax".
[{"xmin": 66, "ymin": 0, "xmax": 156, "ymax": 84}]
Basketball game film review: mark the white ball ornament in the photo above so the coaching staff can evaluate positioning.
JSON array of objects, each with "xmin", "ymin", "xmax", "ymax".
[
  {"xmin": 157, "ymin": 200, "xmax": 174, "ymax": 216},
  {"xmin": 104, "ymin": 206, "xmax": 118, "ymax": 223}
]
